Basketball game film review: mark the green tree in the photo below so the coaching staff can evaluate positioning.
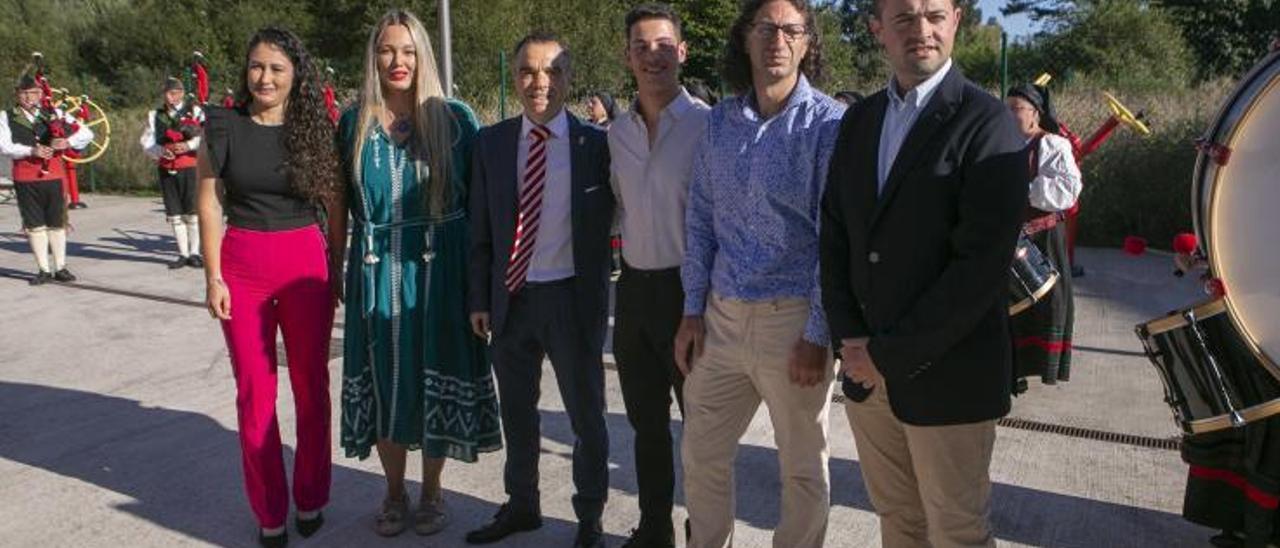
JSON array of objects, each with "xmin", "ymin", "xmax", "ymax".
[
  {"xmin": 834, "ymin": 0, "xmax": 986, "ymax": 91},
  {"xmin": 0, "ymin": 0, "xmax": 99, "ymax": 105},
  {"xmin": 1157, "ymin": 0, "xmax": 1279, "ymax": 80},
  {"xmin": 668, "ymin": 0, "xmax": 738, "ymax": 93},
  {"xmin": 1001, "ymin": 0, "xmax": 1193, "ymax": 91}
]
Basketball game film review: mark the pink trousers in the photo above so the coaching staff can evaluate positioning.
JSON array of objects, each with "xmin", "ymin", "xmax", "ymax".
[{"xmin": 220, "ymin": 225, "xmax": 333, "ymax": 528}]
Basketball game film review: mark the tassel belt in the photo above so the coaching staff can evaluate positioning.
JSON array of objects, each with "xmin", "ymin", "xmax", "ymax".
[{"xmin": 356, "ymin": 208, "xmax": 466, "ymax": 318}]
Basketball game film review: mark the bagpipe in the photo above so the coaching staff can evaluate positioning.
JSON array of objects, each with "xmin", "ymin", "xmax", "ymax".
[
  {"xmin": 26, "ymin": 52, "xmax": 112, "ymax": 172},
  {"xmin": 157, "ymin": 53, "xmax": 208, "ymax": 174}
]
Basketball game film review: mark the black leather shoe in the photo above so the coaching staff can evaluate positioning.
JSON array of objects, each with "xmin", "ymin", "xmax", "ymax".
[
  {"xmin": 258, "ymin": 530, "xmax": 287, "ymax": 548},
  {"xmin": 53, "ymin": 268, "xmax": 76, "ymax": 282},
  {"xmin": 69, "ymin": 202, "xmax": 87, "ymax": 210},
  {"xmin": 29, "ymin": 271, "xmax": 53, "ymax": 286},
  {"xmin": 186, "ymin": 255, "xmax": 204, "ymax": 268},
  {"xmin": 168, "ymin": 256, "xmax": 188, "ymax": 270},
  {"xmin": 465, "ymin": 504, "xmax": 542, "ymax": 544},
  {"xmin": 575, "ymin": 519, "xmax": 605, "ymax": 548},
  {"xmin": 296, "ymin": 511, "xmax": 324, "ymax": 538},
  {"xmin": 621, "ymin": 525, "xmax": 674, "ymax": 548},
  {"xmin": 1210, "ymin": 530, "xmax": 1244, "ymax": 548}
]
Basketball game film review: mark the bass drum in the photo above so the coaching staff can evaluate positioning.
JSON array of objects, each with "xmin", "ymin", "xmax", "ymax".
[{"xmin": 1190, "ymin": 49, "xmax": 1280, "ymax": 381}]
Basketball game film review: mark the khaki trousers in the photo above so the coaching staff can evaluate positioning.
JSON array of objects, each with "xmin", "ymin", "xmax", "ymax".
[
  {"xmin": 682, "ymin": 293, "xmax": 835, "ymax": 548},
  {"xmin": 844, "ymin": 383, "xmax": 997, "ymax": 548}
]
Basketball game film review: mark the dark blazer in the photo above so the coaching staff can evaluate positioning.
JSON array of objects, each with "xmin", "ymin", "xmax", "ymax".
[
  {"xmin": 820, "ymin": 66, "xmax": 1029, "ymax": 426},
  {"xmin": 468, "ymin": 112, "xmax": 615, "ymax": 350}
]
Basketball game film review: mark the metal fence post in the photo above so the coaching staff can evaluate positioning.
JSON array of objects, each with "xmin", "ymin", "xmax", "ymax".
[
  {"xmin": 78, "ymin": 72, "xmax": 97, "ymax": 193},
  {"xmin": 1000, "ymin": 31, "xmax": 1009, "ymax": 99},
  {"xmin": 439, "ymin": 0, "xmax": 454, "ymax": 97},
  {"xmin": 499, "ymin": 51, "xmax": 507, "ymax": 120}
]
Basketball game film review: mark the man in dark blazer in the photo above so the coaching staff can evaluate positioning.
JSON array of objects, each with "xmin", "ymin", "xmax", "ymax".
[
  {"xmin": 466, "ymin": 33, "xmax": 614, "ymax": 548},
  {"xmin": 819, "ymin": 0, "xmax": 1029, "ymax": 546}
]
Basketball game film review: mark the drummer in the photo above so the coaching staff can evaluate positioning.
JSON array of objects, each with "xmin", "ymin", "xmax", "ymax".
[{"xmin": 1005, "ymin": 83, "xmax": 1082, "ymax": 393}]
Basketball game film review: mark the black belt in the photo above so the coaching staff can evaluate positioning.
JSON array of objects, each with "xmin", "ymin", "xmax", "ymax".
[
  {"xmin": 621, "ymin": 260, "xmax": 680, "ymax": 279},
  {"xmin": 524, "ymin": 276, "xmax": 576, "ymax": 289}
]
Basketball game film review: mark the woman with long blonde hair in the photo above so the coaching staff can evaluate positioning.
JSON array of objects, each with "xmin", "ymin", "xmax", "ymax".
[{"xmin": 328, "ymin": 8, "xmax": 501, "ymax": 538}]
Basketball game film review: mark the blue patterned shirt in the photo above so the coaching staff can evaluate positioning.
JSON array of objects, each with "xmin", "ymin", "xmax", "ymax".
[{"xmin": 682, "ymin": 76, "xmax": 845, "ymax": 345}]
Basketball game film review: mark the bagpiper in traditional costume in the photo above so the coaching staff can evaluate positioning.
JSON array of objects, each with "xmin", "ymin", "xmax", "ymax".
[
  {"xmin": 0, "ymin": 73, "xmax": 94, "ymax": 285},
  {"xmin": 140, "ymin": 76, "xmax": 205, "ymax": 269}
]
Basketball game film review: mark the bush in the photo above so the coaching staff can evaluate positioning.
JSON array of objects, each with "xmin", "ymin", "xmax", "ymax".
[
  {"xmin": 90, "ymin": 106, "xmax": 161, "ymax": 195},
  {"xmin": 1052, "ymin": 80, "xmax": 1234, "ymax": 250}
]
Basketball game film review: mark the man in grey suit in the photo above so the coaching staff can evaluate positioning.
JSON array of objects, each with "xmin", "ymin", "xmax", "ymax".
[{"xmin": 466, "ymin": 32, "xmax": 615, "ymax": 548}]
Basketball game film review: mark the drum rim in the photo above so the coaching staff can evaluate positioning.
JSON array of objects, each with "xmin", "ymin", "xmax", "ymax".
[
  {"xmin": 1138, "ymin": 298, "xmax": 1226, "ymax": 337},
  {"xmin": 1008, "ymin": 271, "xmax": 1058, "ymax": 316},
  {"xmin": 1193, "ymin": 50, "xmax": 1280, "ymax": 249},
  {"xmin": 1186, "ymin": 397, "xmax": 1280, "ymax": 435},
  {"xmin": 1192, "ymin": 50, "xmax": 1280, "ymax": 379}
]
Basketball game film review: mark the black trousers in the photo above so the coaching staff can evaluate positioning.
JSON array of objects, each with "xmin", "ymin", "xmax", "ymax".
[
  {"xmin": 613, "ymin": 261, "xmax": 686, "ymax": 531},
  {"xmin": 491, "ymin": 278, "xmax": 609, "ymax": 524}
]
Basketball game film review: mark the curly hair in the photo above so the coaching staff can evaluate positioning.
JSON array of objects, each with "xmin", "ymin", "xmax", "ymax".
[
  {"xmin": 720, "ymin": 0, "xmax": 825, "ymax": 95},
  {"xmin": 236, "ymin": 27, "xmax": 339, "ymax": 206}
]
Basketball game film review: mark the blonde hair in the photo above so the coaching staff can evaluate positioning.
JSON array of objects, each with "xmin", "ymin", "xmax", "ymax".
[{"xmin": 352, "ymin": 9, "xmax": 455, "ymax": 216}]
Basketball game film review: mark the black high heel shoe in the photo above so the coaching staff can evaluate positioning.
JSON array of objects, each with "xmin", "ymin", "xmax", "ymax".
[{"xmin": 296, "ymin": 511, "xmax": 324, "ymax": 538}]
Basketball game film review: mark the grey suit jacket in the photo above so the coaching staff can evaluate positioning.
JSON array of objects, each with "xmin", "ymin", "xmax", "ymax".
[{"xmin": 467, "ymin": 113, "xmax": 615, "ymax": 350}]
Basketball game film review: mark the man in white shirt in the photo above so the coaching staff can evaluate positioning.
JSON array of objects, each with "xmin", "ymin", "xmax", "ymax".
[
  {"xmin": 0, "ymin": 74, "xmax": 93, "ymax": 285},
  {"xmin": 140, "ymin": 77, "xmax": 205, "ymax": 269},
  {"xmin": 607, "ymin": 5, "xmax": 709, "ymax": 547}
]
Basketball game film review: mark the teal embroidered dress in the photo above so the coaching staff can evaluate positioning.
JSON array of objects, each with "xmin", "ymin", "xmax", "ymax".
[{"xmin": 338, "ymin": 101, "xmax": 501, "ymax": 462}]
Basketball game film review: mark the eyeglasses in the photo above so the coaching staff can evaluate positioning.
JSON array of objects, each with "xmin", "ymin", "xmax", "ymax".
[{"xmin": 750, "ymin": 22, "xmax": 809, "ymax": 42}]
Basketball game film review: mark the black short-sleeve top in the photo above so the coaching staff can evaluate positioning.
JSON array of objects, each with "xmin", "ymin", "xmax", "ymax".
[{"xmin": 204, "ymin": 106, "xmax": 318, "ymax": 231}]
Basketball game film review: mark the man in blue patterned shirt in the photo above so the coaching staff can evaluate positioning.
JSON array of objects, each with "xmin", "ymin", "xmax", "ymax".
[{"xmin": 672, "ymin": 1, "xmax": 844, "ymax": 546}]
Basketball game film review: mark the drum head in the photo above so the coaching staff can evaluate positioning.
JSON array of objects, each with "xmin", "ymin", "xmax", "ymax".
[{"xmin": 1196, "ymin": 51, "xmax": 1280, "ymax": 376}]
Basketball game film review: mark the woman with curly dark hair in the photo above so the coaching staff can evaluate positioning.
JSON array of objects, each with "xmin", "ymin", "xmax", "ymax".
[{"xmin": 195, "ymin": 26, "xmax": 340, "ymax": 548}]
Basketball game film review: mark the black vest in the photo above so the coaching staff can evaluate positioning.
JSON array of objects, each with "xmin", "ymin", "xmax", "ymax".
[
  {"xmin": 6, "ymin": 108, "xmax": 38, "ymax": 146},
  {"xmin": 154, "ymin": 104, "xmax": 198, "ymax": 146}
]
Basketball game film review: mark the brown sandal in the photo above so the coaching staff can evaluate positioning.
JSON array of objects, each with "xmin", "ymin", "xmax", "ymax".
[
  {"xmin": 374, "ymin": 493, "xmax": 409, "ymax": 537},
  {"xmin": 413, "ymin": 494, "xmax": 451, "ymax": 536}
]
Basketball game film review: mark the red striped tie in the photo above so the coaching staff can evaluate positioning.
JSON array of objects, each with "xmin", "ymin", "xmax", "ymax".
[{"xmin": 505, "ymin": 124, "xmax": 551, "ymax": 293}]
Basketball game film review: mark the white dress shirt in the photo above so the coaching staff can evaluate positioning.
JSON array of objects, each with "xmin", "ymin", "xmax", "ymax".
[
  {"xmin": 518, "ymin": 109, "xmax": 575, "ymax": 282},
  {"xmin": 878, "ymin": 59, "xmax": 953, "ymax": 192},
  {"xmin": 608, "ymin": 88, "xmax": 710, "ymax": 270},
  {"xmin": 140, "ymin": 104, "xmax": 204, "ymax": 160},
  {"xmin": 0, "ymin": 107, "xmax": 94, "ymax": 159},
  {"xmin": 1029, "ymin": 132, "xmax": 1082, "ymax": 212}
]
